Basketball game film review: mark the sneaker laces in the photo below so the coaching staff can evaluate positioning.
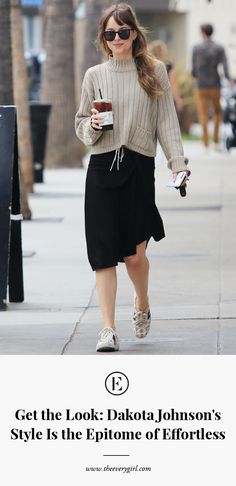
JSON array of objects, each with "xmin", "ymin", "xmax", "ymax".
[
  {"xmin": 110, "ymin": 146, "xmax": 125, "ymax": 171},
  {"xmin": 99, "ymin": 327, "xmax": 115, "ymax": 341}
]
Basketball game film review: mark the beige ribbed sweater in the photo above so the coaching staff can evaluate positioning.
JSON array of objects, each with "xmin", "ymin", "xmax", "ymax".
[{"xmin": 75, "ymin": 57, "xmax": 188, "ymax": 173}]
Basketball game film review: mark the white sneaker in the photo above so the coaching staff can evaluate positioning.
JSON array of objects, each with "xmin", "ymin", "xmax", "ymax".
[
  {"xmin": 213, "ymin": 142, "xmax": 222, "ymax": 152},
  {"xmin": 133, "ymin": 300, "xmax": 151, "ymax": 339},
  {"xmin": 96, "ymin": 327, "xmax": 119, "ymax": 352}
]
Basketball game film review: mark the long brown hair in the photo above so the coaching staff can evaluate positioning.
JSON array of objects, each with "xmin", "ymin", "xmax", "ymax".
[{"xmin": 97, "ymin": 3, "xmax": 161, "ymax": 99}]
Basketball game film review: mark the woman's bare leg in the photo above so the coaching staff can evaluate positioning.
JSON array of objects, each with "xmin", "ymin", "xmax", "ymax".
[
  {"xmin": 96, "ymin": 266, "xmax": 117, "ymax": 329},
  {"xmin": 124, "ymin": 241, "xmax": 149, "ymax": 310}
]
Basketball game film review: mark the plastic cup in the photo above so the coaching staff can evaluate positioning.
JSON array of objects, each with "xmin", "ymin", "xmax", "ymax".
[{"xmin": 93, "ymin": 99, "xmax": 113, "ymax": 131}]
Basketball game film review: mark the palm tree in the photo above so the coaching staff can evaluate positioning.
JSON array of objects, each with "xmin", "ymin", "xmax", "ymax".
[
  {"xmin": 0, "ymin": 0, "xmax": 31, "ymax": 219},
  {"xmin": 41, "ymin": 0, "xmax": 84, "ymax": 167},
  {"xmin": 11, "ymin": 0, "xmax": 34, "ymax": 194},
  {"xmin": 81, "ymin": 0, "xmax": 111, "ymax": 78},
  {"xmin": 0, "ymin": 0, "xmax": 13, "ymax": 104}
]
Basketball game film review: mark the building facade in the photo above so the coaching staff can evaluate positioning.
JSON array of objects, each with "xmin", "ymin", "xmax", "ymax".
[
  {"xmin": 131, "ymin": 0, "xmax": 236, "ymax": 76},
  {"xmin": 22, "ymin": 0, "xmax": 236, "ymax": 77}
]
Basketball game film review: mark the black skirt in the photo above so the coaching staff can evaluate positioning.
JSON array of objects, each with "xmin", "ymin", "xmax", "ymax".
[{"xmin": 85, "ymin": 147, "xmax": 165, "ymax": 271}]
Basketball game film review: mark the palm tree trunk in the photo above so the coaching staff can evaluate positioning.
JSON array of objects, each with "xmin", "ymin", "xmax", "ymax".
[
  {"xmin": 0, "ymin": 0, "xmax": 14, "ymax": 104},
  {"xmin": 81, "ymin": 0, "xmax": 110, "ymax": 78},
  {"xmin": 11, "ymin": 0, "xmax": 34, "ymax": 194},
  {"xmin": 41, "ymin": 0, "xmax": 84, "ymax": 167},
  {"xmin": 0, "ymin": 0, "xmax": 31, "ymax": 219}
]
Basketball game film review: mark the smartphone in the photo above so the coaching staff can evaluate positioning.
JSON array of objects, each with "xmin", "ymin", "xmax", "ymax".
[{"xmin": 167, "ymin": 171, "xmax": 187, "ymax": 188}]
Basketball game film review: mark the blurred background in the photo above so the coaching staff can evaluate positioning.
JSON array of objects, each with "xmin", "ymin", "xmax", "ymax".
[
  {"xmin": 22, "ymin": 0, "xmax": 236, "ymax": 92},
  {"xmin": 1, "ymin": 0, "xmax": 236, "ymax": 208},
  {"xmin": 1, "ymin": 0, "xmax": 236, "ymax": 354}
]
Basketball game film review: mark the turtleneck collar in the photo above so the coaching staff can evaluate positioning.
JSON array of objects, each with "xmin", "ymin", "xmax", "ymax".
[{"xmin": 107, "ymin": 56, "xmax": 136, "ymax": 72}]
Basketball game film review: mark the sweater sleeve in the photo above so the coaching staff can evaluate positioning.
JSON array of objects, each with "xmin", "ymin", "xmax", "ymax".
[
  {"xmin": 155, "ymin": 61, "xmax": 189, "ymax": 172},
  {"xmin": 220, "ymin": 46, "xmax": 230, "ymax": 80},
  {"xmin": 75, "ymin": 69, "xmax": 103, "ymax": 146}
]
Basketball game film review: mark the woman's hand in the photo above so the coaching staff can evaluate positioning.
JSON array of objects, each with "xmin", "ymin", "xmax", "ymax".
[
  {"xmin": 172, "ymin": 170, "xmax": 191, "ymax": 197},
  {"xmin": 172, "ymin": 169, "xmax": 191, "ymax": 184},
  {"xmin": 90, "ymin": 108, "xmax": 104, "ymax": 130}
]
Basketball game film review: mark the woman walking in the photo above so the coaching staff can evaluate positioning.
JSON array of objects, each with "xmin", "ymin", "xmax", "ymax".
[
  {"xmin": 148, "ymin": 39, "xmax": 183, "ymax": 112},
  {"xmin": 75, "ymin": 2, "xmax": 190, "ymax": 352}
]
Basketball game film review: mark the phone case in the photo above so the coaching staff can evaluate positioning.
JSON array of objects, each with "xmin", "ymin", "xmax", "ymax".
[{"xmin": 167, "ymin": 171, "xmax": 186, "ymax": 188}]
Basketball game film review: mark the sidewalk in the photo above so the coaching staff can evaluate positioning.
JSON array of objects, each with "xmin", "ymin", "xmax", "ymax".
[{"xmin": 0, "ymin": 141, "xmax": 236, "ymax": 354}]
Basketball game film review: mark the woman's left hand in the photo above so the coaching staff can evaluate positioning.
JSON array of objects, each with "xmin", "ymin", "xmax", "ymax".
[{"xmin": 172, "ymin": 169, "xmax": 191, "ymax": 184}]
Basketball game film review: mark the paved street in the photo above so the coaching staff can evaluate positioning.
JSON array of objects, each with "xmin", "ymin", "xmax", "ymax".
[{"xmin": 0, "ymin": 141, "xmax": 235, "ymax": 354}]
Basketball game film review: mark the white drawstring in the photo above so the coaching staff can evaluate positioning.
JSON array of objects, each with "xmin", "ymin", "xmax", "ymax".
[{"xmin": 110, "ymin": 146, "xmax": 125, "ymax": 171}]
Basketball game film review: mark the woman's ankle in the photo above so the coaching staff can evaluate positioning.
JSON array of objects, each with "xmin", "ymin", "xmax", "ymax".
[
  {"xmin": 103, "ymin": 323, "xmax": 116, "ymax": 331},
  {"xmin": 135, "ymin": 295, "xmax": 149, "ymax": 311}
]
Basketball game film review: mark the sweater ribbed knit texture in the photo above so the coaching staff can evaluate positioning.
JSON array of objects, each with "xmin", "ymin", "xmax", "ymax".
[{"xmin": 75, "ymin": 58, "xmax": 188, "ymax": 172}]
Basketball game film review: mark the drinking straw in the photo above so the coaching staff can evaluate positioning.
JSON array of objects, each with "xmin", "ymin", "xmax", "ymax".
[{"xmin": 99, "ymin": 89, "xmax": 103, "ymax": 98}]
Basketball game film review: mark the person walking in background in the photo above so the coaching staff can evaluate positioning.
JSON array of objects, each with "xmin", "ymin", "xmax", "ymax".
[
  {"xmin": 148, "ymin": 39, "xmax": 183, "ymax": 112},
  {"xmin": 192, "ymin": 23, "xmax": 231, "ymax": 150},
  {"xmin": 75, "ymin": 3, "xmax": 190, "ymax": 353}
]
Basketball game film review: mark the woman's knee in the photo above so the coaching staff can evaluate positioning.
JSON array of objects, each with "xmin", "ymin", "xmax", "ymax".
[{"xmin": 125, "ymin": 253, "xmax": 146, "ymax": 269}]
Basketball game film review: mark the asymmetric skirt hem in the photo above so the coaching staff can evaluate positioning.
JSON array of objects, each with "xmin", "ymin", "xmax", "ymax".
[{"xmin": 91, "ymin": 233, "xmax": 164, "ymax": 271}]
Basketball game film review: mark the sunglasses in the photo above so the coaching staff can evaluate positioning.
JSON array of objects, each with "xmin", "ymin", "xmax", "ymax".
[{"xmin": 103, "ymin": 28, "xmax": 132, "ymax": 42}]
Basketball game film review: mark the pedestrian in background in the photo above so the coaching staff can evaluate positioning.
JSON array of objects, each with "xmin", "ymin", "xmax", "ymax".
[
  {"xmin": 192, "ymin": 23, "xmax": 231, "ymax": 150},
  {"xmin": 148, "ymin": 39, "xmax": 183, "ymax": 112},
  {"xmin": 75, "ymin": 3, "xmax": 190, "ymax": 353}
]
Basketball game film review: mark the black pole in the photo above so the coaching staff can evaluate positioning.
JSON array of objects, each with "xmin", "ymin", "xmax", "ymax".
[{"xmin": 0, "ymin": 106, "xmax": 24, "ymax": 310}]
